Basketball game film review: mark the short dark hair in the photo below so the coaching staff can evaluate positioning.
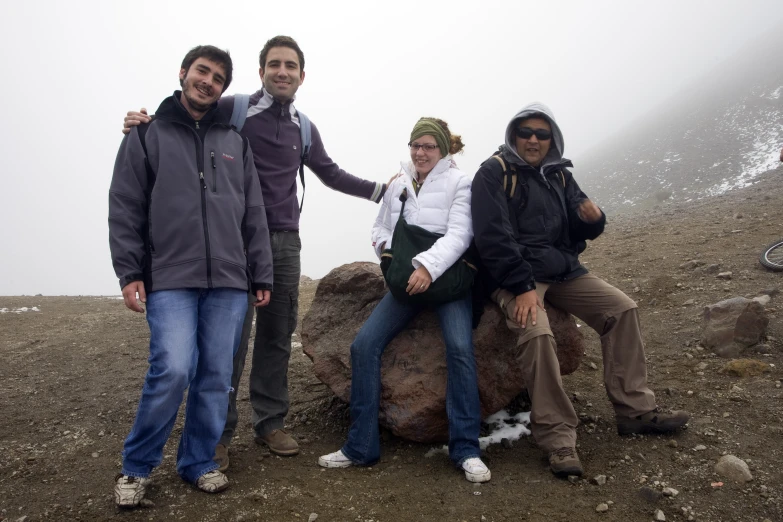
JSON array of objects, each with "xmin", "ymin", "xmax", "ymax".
[
  {"xmin": 259, "ymin": 35, "xmax": 305, "ymax": 72},
  {"xmin": 180, "ymin": 45, "xmax": 233, "ymax": 92}
]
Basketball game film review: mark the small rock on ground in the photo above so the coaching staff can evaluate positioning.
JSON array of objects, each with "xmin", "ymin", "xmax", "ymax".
[
  {"xmin": 639, "ymin": 486, "xmax": 663, "ymax": 503},
  {"xmin": 596, "ymin": 503, "xmax": 609, "ymax": 513},
  {"xmin": 714, "ymin": 454, "xmax": 753, "ymax": 483},
  {"xmin": 662, "ymin": 487, "xmax": 679, "ymax": 497},
  {"xmin": 655, "ymin": 509, "xmax": 666, "ymax": 521}
]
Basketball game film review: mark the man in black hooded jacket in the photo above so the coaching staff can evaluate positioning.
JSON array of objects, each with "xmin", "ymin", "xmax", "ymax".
[{"xmin": 471, "ymin": 102, "xmax": 689, "ymax": 478}]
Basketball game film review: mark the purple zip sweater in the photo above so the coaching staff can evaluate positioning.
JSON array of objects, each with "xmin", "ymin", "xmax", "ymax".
[{"xmin": 218, "ymin": 89, "xmax": 385, "ymax": 231}]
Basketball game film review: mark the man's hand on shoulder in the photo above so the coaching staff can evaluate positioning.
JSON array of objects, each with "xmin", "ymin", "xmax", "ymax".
[
  {"xmin": 121, "ymin": 281, "xmax": 146, "ymax": 313},
  {"xmin": 577, "ymin": 199, "xmax": 603, "ymax": 223},
  {"xmin": 122, "ymin": 108, "xmax": 151, "ymax": 135}
]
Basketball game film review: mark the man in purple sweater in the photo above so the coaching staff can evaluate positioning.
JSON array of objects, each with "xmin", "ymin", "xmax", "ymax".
[{"xmin": 124, "ymin": 36, "xmax": 387, "ymax": 468}]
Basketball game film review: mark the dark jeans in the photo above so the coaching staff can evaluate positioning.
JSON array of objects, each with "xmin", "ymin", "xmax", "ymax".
[
  {"xmin": 221, "ymin": 231, "xmax": 301, "ymax": 445},
  {"xmin": 341, "ymin": 292, "xmax": 481, "ymax": 466}
]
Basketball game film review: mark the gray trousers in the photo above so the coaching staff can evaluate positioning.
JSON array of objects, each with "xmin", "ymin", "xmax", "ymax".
[{"xmin": 220, "ymin": 231, "xmax": 301, "ymax": 445}]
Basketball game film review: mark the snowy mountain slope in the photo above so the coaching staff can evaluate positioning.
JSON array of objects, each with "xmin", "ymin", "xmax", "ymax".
[{"xmin": 577, "ymin": 26, "xmax": 783, "ymax": 213}]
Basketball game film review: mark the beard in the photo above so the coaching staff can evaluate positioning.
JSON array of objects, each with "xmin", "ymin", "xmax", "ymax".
[{"xmin": 182, "ymin": 77, "xmax": 216, "ymax": 113}]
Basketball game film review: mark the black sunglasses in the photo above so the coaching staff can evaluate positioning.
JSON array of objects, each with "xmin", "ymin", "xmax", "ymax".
[{"xmin": 515, "ymin": 127, "xmax": 552, "ymax": 140}]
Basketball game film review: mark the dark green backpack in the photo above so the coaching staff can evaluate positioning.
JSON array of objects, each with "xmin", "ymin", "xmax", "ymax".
[{"xmin": 380, "ymin": 188, "xmax": 477, "ymax": 305}]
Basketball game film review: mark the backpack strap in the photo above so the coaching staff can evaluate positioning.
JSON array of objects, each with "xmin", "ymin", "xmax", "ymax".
[
  {"xmin": 548, "ymin": 169, "xmax": 569, "ymax": 226},
  {"xmin": 229, "ymin": 93, "xmax": 250, "ymax": 131},
  {"xmin": 137, "ymin": 122, "xmax": 156, "ymax": 195},
  {"xmin": 297, "ymin": 111, "xmax": 312, "ymax": 213},
  {"xmin": 492, "ymin": 155, "xmax": 517, "ymax": 199}
]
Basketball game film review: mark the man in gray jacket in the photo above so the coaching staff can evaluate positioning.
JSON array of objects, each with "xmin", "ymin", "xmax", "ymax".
[{"xmin": 109, "ymin": 45, "xmax": 273, "ymax": 508}]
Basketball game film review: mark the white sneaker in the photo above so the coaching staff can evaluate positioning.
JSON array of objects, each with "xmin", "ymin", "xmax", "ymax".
[
  {"xmin": 114, "ymin": 474, "xmax": 152, "ymax": 508},
  {"xmin": 196, "ymin": 470, "xmax": 229, "ymax": 493},
  {"xmin": 318, "ymin": 449, "xmax": 354, "ymax": 468},
  {"xmin": 462, "ymin": 457, "xmax": 491, "ymax": 483}
]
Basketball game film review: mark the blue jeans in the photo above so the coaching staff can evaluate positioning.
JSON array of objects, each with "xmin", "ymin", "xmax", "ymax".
[
  {"xmin": 342, "ymin": 292, "xmax": 481, "ymax": 466},
  {"xmin": 121, "ymin": 288, "xmax": 247, "ymax": 483}
]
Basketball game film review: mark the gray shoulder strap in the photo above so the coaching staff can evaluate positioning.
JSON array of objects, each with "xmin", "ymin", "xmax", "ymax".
[
  {"xmin": 229, "ymin": 93, "xmax": 250, "ymax": 131},
  {"xmin": 296, "ymin": 110, "xmax": 312, "ymax": 212},
  {"xmin": 298, "ymin": 110, "xmax": 311, "ymax": 161}
]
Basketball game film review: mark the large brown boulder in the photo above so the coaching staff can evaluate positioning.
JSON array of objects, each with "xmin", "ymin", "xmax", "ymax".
[{"xmin": 302, "ymin": 262, "xmax": 584, "ymax": 443}]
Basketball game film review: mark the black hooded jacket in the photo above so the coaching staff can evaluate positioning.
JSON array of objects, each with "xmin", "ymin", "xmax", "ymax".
[{"xmin": 471, "ymin": 103, "xmax": 605, "ymax": 296}]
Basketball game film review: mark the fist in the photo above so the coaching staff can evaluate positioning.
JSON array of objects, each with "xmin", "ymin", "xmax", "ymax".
[{"xmin": 577, "ymin": 199, "xmax": 603, "ymax": 223}]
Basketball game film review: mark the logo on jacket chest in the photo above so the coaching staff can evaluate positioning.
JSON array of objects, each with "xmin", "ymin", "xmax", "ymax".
[{"xmin": 222, "ymin": 153, "xmax": 235, "ymax": 161}]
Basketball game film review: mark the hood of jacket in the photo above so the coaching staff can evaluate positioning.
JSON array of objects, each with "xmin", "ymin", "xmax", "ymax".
[{"xmin": 501, "ymin": 102, "xmax": 569, "ymax": 171}]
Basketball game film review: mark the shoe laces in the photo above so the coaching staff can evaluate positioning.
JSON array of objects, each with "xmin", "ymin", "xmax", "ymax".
[
  {"xmin": 463, "ymin": 457, "xmax": 487, "ymax": 472},
  {"xmin": 551, "ymin": 447, "xmax": 575, "ymax": 458},
  {"xmin": 116, "ymin": 474, "xmax": 138, "ymax": 484},
  {"xmin": 638, "ymin": 406, "xmax": 670, "ymax": 421}
]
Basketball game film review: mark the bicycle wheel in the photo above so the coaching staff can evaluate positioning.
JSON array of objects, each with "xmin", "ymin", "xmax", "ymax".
[{"xmin": 759, "ymin": 239, "xmax": 783, "ymax": 272}]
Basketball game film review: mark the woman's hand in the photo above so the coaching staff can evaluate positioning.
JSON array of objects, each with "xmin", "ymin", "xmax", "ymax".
[{"xmin": 406, "ymin": 266, "xmax": 432, "ymax": 295}]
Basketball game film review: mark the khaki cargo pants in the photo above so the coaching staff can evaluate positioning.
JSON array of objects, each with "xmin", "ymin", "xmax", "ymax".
[{"xmin": 492, "ymin": 274, "xmax": 656, "ymax": 452}]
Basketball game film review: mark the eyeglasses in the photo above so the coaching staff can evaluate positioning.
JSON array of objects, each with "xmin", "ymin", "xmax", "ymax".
[
  {"xmin": 515, "ymin": 127, "xmax": 552, "ymax": 141},
  {"xmin": 408, "ymin": 143, "xmax": 440, "ymax": 152}
]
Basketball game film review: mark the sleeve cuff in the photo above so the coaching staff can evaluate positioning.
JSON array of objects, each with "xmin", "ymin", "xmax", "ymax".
[
  {"xmin": 119, "ymin": 274, "xmax": 143, "ymax": 290},
  {"xmin": 507, "ymin": 280, "xmax": 536, "ymax": 296},
  {"xmin": 251, "ymin": 282, "xmax": 273, "ymax": 293},
  {"xmin": 372, "ymin": 183, "xmax": 386, "ymax": 203}
]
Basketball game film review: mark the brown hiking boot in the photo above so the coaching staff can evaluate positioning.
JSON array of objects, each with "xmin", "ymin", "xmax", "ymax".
[
  {"xmin": 213, "ymin": 444, "xmax": 229, "ymax": 472},
  {"xmin": 616, "ymin": 407, "xmax": 690, "ymax": 435},
  {"xmin": 255, "ymin": 429, "xmax": 300, "ymax": 456},
  {"xmin": 548, "ymin": 447, "xmax": 583, "ymax": 477}
]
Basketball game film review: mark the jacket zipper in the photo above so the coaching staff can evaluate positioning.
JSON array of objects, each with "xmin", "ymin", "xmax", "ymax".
[
  {"xmin": 211, "ymin": 151, "xmax": 217, "ymax": 193},
  {"xmin": 275, "ymin": 107, "xmax": 283, "ymax": 140},
  {"xmin": 187, "ymin": 124, "xmax": 212, "ymax": 288}
]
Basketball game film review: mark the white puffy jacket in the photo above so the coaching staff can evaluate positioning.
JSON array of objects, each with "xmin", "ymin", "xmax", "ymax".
[{"xmin": 371, "ymin": 157, "xmax": 473, "ymax": 282}]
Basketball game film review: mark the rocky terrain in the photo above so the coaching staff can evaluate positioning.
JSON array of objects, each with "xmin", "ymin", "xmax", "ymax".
[{"xmin": 1, "ymin": 162, "xmax": 782, "ymax": 521}]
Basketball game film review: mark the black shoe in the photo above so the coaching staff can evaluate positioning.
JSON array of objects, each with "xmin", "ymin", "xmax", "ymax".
[{"xmin": 617, "ymin": 407, "xmax": 689, "ymax": 435}]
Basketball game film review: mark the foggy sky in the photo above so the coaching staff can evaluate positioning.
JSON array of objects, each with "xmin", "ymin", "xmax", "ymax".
[{"xmin": 1, "ymin": 0, "xmax": 781, "ymax": 295}]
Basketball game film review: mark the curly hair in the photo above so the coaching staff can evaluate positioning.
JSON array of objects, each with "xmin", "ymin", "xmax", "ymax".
[{"xmin": 427, "ymin": 117, "xmax": 465, "ymax": 155}]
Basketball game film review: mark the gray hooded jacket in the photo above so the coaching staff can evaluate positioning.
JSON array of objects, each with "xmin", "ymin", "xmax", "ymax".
[{"xmin": 109, "ymin": 92, "xmax": 273, "ymax": 293}]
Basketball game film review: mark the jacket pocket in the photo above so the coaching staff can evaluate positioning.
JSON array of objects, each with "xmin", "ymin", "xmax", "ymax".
[{"xmin": 288, "ymin": 291, "xmax": 299, "ymax": 337}]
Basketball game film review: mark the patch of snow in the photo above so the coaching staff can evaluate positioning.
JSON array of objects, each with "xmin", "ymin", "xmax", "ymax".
[
  {"xmin": 425, "ymin": 409, "xmax": 531, "ymax": 458},
  {"xmin": 0, "ymin": 307, "xmax": 41, "ymax": 314},
  {"xmin": 479, "ymin": 410, "xmax": 531, "ymax": 448}
]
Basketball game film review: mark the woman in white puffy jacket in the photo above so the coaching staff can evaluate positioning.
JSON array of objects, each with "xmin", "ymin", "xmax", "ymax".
[{"xmin": 317, "ymin": 118, "xmax": 490, "ymax": 483}]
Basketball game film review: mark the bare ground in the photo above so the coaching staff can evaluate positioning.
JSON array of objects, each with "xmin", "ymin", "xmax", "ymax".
[{"xmin": 1, "ymin": 167, "xmax": 783, "ymax": 522}]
